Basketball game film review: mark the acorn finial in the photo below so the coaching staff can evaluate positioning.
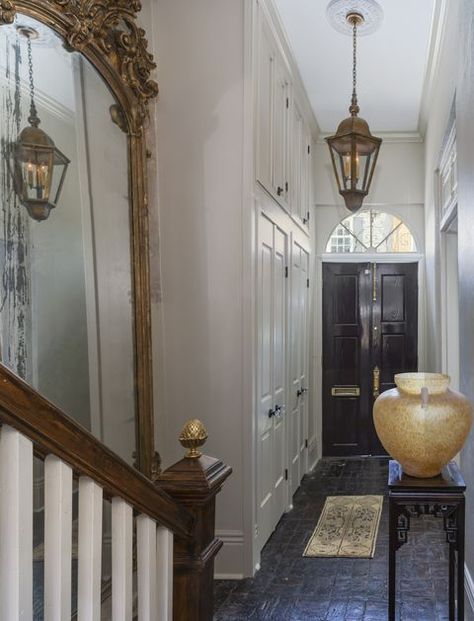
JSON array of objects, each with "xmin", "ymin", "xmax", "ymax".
[{"xmin": 179, "ymin": 419, "xmax": 208, "ymax": 458}]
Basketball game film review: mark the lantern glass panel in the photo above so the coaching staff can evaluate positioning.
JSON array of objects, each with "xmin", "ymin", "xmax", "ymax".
[{"xmin": 16, "ymin": 145, "xmax": 54, "ymax": 203}]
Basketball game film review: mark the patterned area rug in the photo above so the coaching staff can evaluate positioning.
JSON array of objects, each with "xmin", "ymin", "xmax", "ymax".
[{"xmin": 303, "ymin": 495, "xmax": 383, "ymax": 559}]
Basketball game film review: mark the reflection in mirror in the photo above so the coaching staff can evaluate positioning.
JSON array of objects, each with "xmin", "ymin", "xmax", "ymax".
[{"xmin": 0, "ymin": 15, "xmax": 136, "ymax": 463}]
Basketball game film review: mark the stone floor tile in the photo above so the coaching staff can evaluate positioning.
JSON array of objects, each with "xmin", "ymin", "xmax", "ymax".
[{"xmin": 214, "ymin": 457, "xmax": 454, "ymax": 620}]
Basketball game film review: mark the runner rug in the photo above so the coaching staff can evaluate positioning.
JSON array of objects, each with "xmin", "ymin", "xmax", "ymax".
[{"xmin": 303, "ymin": 495, "xmax": 383, "ymax": 559}]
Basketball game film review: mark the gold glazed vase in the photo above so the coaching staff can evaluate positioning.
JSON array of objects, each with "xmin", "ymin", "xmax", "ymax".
[{"xmin": 373, "ymin": 373, "xmax": 473, "ymax": 478}]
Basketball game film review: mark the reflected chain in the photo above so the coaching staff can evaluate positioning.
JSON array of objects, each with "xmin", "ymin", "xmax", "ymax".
[{"xmin": 26, "ymin": 36, "xmax": 39, "ymax": 127}]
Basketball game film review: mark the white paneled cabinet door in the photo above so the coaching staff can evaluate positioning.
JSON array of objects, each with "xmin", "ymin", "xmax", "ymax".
[
  {"xmin": 290, "ymin": 102, "xmax": 303, "ymax": 222},
  {"xmin": 289, "ymin": 241, "xmax": 310, "ymax": 498},
  {"xmin": 256, "ymin": 16, "xmax": 274, "ymax": 197},
  {"xmin": 256, "ymin": 9, "xmax": 290, "ymax": 209},
  {"xmin": 302, "ymin": 125, "xmax": 312, "ymax": 229},
  {"xmin": 272, "ymin": 61, "xmax": 289, "ymax": 208},
  {"xmin": 257, "ymin": 212, "xmax": 288, "ymax": 549},
  {"xmin": 272, "ymin": 227, "xmax": 287, "ymax": 523}
]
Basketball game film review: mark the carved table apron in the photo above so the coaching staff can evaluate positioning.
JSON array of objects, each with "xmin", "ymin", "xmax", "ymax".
[{"xmin": 388, "ymin": 460, "xmax": 466, "ymax": 621}]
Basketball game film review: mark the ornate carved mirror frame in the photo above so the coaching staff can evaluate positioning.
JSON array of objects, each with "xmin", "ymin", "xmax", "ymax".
[{"xmin": 0, "ymin": 0, "xmax": 159, "ymax": 479}]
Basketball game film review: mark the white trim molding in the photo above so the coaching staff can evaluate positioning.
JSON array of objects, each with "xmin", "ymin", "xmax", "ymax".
[
  {"xmin": 465, "ymin": 563, "xmax": 474, "ymax": 619},
  {"xmin": 214, "ymin": 530, "xmax": 245, "ymax": 580},
  {"xmin": 320, "ymin": 253, "xmax": 424, "ymax": 264},
  {"xmin": 418, "ymin": 0, "xmax": 449, "ymax": 136},
  {"xmin": 0, "ymin": 75, "xmax": 75, "ymax": 123}
]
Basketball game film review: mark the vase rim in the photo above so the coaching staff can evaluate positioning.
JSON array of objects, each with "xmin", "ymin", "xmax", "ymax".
[{"xmin": 394, "ymin": 373, "xmax": 450, "ymax": 395}]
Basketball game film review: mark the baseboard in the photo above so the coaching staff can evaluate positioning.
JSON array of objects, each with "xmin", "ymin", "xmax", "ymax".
[
  {"xmin": 214, "ymin": 530, "xmax": 245, "ymax": 579},
  {"xmin": 215, "ymin": 572, "xmax": 245, "ymax": 580},
  {"xmin": 465, "ymin": 563, "xmax": 474, "ymax": 619}
]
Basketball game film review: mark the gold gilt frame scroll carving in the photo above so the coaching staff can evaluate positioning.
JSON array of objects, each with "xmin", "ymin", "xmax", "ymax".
[{"xmin": 0, "ymin": 0, "xmax": 159, "ymax": 479}]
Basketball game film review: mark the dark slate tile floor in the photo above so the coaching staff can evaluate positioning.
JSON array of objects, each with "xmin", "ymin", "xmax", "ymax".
[{"xmin": 214, "ymin": 457, "xmax": 450, "ymax": 620}]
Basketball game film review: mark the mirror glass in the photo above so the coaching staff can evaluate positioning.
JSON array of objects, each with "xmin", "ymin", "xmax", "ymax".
[{"xmin": 0, "ymin": 15, "xmax": 136, "ymax": 463}]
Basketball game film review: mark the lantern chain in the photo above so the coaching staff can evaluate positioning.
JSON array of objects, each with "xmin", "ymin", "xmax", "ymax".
[
  {"xmin": 26, "ymin": 35, "xmax": 40, "ymax": 128},
  {"xmin": 350, "ymin": 18, "xmax": 360, "ymax": 116},
  {"xmin": 353, "ymin": 21, "xmax": 357, "ymax": 98}
]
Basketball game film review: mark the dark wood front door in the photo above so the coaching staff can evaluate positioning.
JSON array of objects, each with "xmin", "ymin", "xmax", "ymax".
[{"xmin": 322, "ymin": 262, "xmax": 418, "ymax": 456}]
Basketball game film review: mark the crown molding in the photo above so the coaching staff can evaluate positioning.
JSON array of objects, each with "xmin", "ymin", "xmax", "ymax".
[
  {"xmin": 316, "ymin": 131, "xmax": 424, "ymax": 145},
  {"xmin": 418, "ymin": 0, "xmax": 449, "ymax": 137},
  {"xmin": 0, "ymin": 74, "xmax": 74, "ymax": 123}
]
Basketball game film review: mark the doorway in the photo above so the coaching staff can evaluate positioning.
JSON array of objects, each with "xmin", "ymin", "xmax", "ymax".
[{"xmin": 322, "ymin": 262, "xmax": 418, "ymax": 456}]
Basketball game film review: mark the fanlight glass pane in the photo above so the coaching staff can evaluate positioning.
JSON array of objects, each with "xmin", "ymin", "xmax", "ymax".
[{"xmin": 326, "ymin": 210, "xmax": 417, "ymax": 254}]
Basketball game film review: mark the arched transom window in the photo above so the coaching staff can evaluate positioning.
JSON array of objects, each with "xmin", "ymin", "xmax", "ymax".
[{"xmin": 326, "ymin": 210, "xmax": 417, "ymax": 254}]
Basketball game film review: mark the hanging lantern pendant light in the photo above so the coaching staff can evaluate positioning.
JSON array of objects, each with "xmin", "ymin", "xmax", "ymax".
[
  {"xmin": 326, "ymin": 12, "xmax": 382, "ymax": 213},
  {"xmin": 9, "ymin": 27, "xmax": 70, "ymax": 222}
]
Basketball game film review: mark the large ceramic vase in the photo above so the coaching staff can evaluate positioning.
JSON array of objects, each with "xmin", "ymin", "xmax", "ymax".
[{"xmin": 373, "ymin": 373, "xmax": 473, "ymax": 478}]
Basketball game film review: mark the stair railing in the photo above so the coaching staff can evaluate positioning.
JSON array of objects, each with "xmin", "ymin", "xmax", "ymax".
[{"xmin": 0, "ymin": 362, "xmax": 231, "ymax": 621}]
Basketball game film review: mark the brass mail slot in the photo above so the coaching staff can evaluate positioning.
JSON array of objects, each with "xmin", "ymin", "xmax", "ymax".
[{"xmin": 331, "ymin": 386, "xmax": 360, "ymax": 397}]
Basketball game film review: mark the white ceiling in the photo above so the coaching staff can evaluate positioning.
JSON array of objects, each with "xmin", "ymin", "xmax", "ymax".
[{"xmin": 273, "ymin": 0, "xmax": 437, "ymax": 134}]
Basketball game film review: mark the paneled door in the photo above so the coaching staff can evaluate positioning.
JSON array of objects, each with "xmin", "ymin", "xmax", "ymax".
[
  {"xmin": 289, "ymin": 240, "xmax": 310, "ymax": 497},
  {"xmin": 322, "ymin": 262, "xmax": 418, "ymax": 456},
  {"xmin": 257, "ymin": 213, "xmax": 288, "ymax": 547}
]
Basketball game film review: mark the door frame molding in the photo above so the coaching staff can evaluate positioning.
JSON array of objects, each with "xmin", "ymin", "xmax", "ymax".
[{"xmin": 312, "ymin": 254, "xmax": 426, "ymax": 466}]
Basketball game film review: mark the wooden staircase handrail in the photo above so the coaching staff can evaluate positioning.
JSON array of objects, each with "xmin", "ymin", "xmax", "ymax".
[{"xmin": 0, "ymin": 363, "xmax": 194, "ymax": 540}]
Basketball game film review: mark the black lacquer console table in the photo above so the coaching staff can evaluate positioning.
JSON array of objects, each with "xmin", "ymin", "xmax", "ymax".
[{"xmin": 388, "ymin": 459, "xmax": 466, "ymax": 621}]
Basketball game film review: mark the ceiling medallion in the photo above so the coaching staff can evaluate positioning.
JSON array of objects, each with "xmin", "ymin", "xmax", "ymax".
[
  {"xmin": 326, "ymin": 0, "xmax": 383, "ymax": 36},
  {"xmin": 2, "ymin": 15, "xmax": 62, "ymax": 48}
]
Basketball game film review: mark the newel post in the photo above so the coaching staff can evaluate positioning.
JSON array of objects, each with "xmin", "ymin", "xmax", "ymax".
[{"xmin": 156, "ymin": 420, "xmax": 232, "ymax": 621}]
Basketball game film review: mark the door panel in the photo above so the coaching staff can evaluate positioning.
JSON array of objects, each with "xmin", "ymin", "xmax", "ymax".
[
  {"xmin": 323, "ymin": 264, "xmax": 370, "ymax": 456},
  {"xmin": 370, "ymin": 262, "xmax": 418, "ymax": 452},
  {"xmin": 373, "ymin": 263, "xmax": 418, "ymax": 394},
  {"xmin": 257, "ymin": 216, "xmax": 274, "ymax": 545},
  {"xmin": 272, "ymin": 228, "xmax": 287, "ymax": 518},
  {"xmin": 256, "ymin": 17, "xmax": 274, "ymax": 196},
  {"xmin": 323, "ymin": 262, "xmax": 418, "ymax": 456},
  {"xmin": 257, "ymin": 213, "xmax": 288, "ymax": 548},
  {"xmin": 289, "ymin": 241, "xmax": 309, "ymax": 497}
]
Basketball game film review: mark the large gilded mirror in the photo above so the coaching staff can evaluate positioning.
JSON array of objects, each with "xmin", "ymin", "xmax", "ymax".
[{"xmin": 0, "ymin": 1, "xmax": 158, "ymax": 477}]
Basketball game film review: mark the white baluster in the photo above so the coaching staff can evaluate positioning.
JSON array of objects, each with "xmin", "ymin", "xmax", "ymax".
[
  {"xmin": 44, "ymin": 455, "xmax": 73, "ymax": 621},
  {"xmin": 112, "ymin": 497, "xmax": 133, "ymax": 620},
  {"xmin": 0, "ymin": 425, "xmax": 33, "ymax": 620},
  {"xmin": 156, "ymin": 526, "xmax": 173, "ymax": 621},
  {"xmin": 78, "ymin": 477, "xmax": 103, "ymax": 621},
  {"xmin": 137, "ymin": 514, "xmax": 157, "ymax": 621}
]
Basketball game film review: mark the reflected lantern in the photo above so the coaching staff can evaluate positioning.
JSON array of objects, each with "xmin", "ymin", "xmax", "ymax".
[
  {"xmin": 9, "ymin": 27, "xmax": 69, "ymax": 222},
  {"xmin": 325, "ymin": 12, "xmax": 381, "ymax": 213}
]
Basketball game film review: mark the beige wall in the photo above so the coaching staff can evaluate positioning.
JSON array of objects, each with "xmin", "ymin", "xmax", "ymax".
[
  {"xmin": 422, "ymin": 1, "xmax": 474, "ymax": 614},
  {"xmin": 456, "ymin": 1, "xmax": 474, "ymax": 615},
  {"xmin": 423, "ymin": 2, "xmax": 459, "ymax": 374},
  {"xmin": 146, "ymin": 0, "xmax": 248, "ymax": 576}
]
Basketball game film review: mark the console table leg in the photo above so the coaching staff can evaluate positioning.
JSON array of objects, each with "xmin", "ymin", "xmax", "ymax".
[
  {"xmin": 389, "ymin": 498, "xmax": 397, "ymax": 621},
  {"xmin": 449, "ymin": 544, "xmax": 455, "ymax": 621},
  {"xmin": 457, "ymin": 499, "xmax": 465, "ymax": 621}
]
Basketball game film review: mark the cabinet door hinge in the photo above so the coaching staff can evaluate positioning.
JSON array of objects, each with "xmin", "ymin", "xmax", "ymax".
[
  {"xmin": 305, "ymin": 439, "xmax": 308, "ymax": 449},
  {"xmin": 286, "ymin": 97, "xmax": 289, "ymax": 109},
  {"xmin": 307, "ymin": 278, "xmax": 310, "ymax": 288},
  {"xmin": 285, "ymin": 266, "xmax": 289, "ymax": 278},
  {"xmin": 308, "ymin": 145, "xmax": 311, "ymax": 155},
  {"xmin": 285, "ymin": 181, "xmax": 289, "ymax": 192},
  {"xmin": 284, "ymin": 468, "xmax": 288, "ymax": 481}
]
